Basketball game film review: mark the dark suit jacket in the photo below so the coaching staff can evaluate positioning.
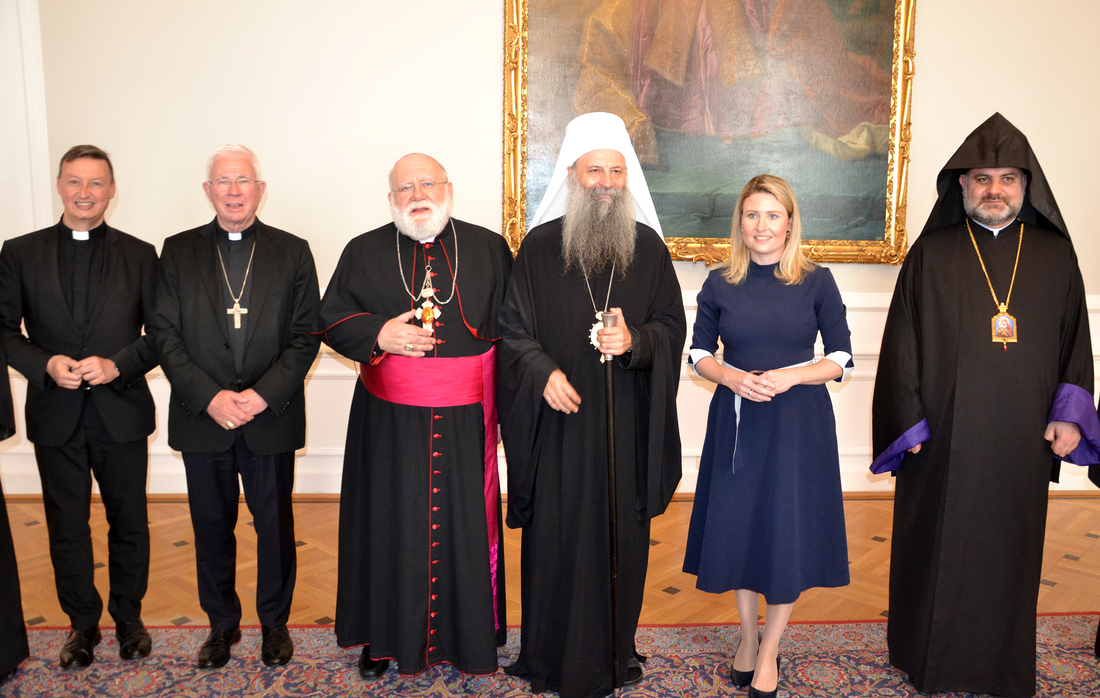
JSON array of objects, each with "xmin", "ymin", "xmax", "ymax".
[
  {"xmin": 154, "ymin": 219, "xmax": 320, "ymax": 455},
  {"xmin": 0, "ymin": 223, "xmax": 158, "ymax": 447}
]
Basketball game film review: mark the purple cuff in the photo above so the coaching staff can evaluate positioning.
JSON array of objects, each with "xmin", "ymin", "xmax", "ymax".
[
  {"xmin": 869, "ymin": 420, "xmax": 931, "ymax": 475},
  {"xmin": 1048, "ymin": 383, "xmax": 1100, "ymax": 466}
]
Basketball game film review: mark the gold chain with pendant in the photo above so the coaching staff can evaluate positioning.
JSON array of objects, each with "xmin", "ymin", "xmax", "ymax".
[{"xmin": 966, "ymin": 219, "xmax": 1023, "ymax": 350}]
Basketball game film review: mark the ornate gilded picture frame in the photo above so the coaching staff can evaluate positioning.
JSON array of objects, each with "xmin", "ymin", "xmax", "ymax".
[{"xmin": 504, "ymin": 0, "xmax": 915, "ymax": 265}]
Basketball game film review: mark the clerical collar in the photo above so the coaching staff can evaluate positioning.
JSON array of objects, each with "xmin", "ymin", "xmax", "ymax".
[
  {"xmin": 968, "ymin": 217, "xmax": 1015, "ymax": 238},
  {"xmin": 398, "ymin": 227, "xmax": 444, "ymax": 245},
  {"xmin": 216, "ymin": 220, "xmax": 258, "ymax": 242},
  {"xmin": 60, "ymin": 220, "xmax": 107, "ymax": 242}
]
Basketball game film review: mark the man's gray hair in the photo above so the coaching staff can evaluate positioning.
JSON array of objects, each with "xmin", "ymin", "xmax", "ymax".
[{"xmin": 207, "ymin": 144, "xmax": 263, "ymax": 181}]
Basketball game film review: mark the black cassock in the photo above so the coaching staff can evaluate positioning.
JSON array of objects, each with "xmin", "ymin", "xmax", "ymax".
[
  {"xmin": 498, "ymin": 219, "xmax": 684, "ymax": 698},
  {"xmin": 0, "ymin": 348, "xmax": 27, "ymax": 677},
  {"xmin": 873, "ymin": 221, "xmax": 1094, "ymax": 697},
  {"xmin": 321, "ymin": 220, "xmax": 512, "ymax": 675},
  {"xmin": 873, "ymin": 113, "xmax": 1100, "ymax": 698}
]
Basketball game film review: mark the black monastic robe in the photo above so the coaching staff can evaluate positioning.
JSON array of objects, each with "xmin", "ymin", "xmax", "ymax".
[
  {"xmin": 321, "ymin": 219, "xmax": 512, "ymax": 676},
  {"xmin": 0, "ymin": 347, "xmax": 27, "ymax": 677},
  {"xmin": 498, "ymin": 218, "xmax": 685, "ymax": 698},
  {"xmin": 872, "ymin": 113, "xmax": 1098, "ymax": 698}
]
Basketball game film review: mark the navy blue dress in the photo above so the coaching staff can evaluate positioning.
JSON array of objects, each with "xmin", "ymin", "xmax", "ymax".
[{"xmin": 683, "ymin": 262, "xmax": 852, "ymax": 603}]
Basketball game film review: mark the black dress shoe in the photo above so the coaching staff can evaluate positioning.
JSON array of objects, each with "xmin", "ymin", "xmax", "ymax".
[
  {"xmin": 623, "ymin": 656, "xmax": 644, "ymax": 686},
  {"xmin": 59, "ymin": 626, "xmax": 101, "ymax": 668},
  {"xmin": 197, "ymin": 628, "xmax": 242, "ymax": 669},
  {"xmin": 261, "ymin": 625, "xmax": 293, "ymax": 666},
  {"xmin": 730, "ymin": 664, "xmax": 754, "ymax": 688},
  {"xmin": 357, "ymin": 645, "xmax": 389, "ymax": 679},
  {"xmin": 116, "ymin": 619, "xmax": 152, "ymax": 660},
  {"xmin": 730, "ymin": 630, "xmax": 763, "ymax": 687}
]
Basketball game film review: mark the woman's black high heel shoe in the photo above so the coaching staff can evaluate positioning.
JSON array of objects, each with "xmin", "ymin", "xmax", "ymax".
[{"xmin": 729, "ymin": 631, "xmax": 763, "ymax": 687}]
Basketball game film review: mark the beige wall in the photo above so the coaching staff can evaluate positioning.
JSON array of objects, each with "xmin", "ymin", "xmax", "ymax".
[{"xmin": 2, "ymin": 0, "xmax": 1098, "ymax": 492}]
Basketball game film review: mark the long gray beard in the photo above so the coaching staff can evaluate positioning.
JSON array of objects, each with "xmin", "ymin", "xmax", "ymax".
[{"xmin": 561, "ymin": 176, "xmax": 636, "ymax": 277}]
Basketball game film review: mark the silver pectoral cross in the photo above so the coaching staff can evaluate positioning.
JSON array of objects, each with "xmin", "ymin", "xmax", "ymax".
[{"xmin": 227, "ymin": 302, "xmax": 248, "ymax": 329}]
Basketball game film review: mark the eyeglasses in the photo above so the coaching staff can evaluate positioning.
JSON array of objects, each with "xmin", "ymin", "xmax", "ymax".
[
  {"xmin": 208, "ymin": 178, "xmax": 262, "ymax": 191},
  {"xmin": 391, "ymin": 181, "xmax": 448, "ymax": 196}
]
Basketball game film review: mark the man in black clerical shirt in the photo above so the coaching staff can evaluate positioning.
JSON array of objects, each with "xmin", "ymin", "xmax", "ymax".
[
  {"xmin": 154, "ymin": 144, "xmax": 320, "ymax": 669},
  {"xmin": 0, "ymin": 145, "xmax": 158, "ymax": 668}
]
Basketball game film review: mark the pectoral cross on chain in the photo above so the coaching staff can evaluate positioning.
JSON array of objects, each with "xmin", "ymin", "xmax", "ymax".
[{"xmin": 227, "ymin": 302, "xmax": 248, "ymax": 329}]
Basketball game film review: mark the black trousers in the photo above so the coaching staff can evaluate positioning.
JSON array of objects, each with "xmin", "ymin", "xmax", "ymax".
[
  {"xmin": 183, "ymin": 433, "xmax": 296, "ymax": 629},
  {"xmin": 0, "ymin": 475, "xmax": 29, "ymax": 675},
  {"xmin": 34, "ymin": 396, "xmax": 149, "ymax": 629}
]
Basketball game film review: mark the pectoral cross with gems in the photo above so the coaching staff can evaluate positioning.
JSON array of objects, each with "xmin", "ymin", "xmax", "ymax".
[
  {"xmin": 418, "ymin": 296, "xmax": 440, "ymax": 331},
  {"xmin": 227, "ymin": 302, "xmax": 248, "ymax": 329},
  {"xmin": 417, "ymin": 276, "xmax": 440, "ymax": 332}
]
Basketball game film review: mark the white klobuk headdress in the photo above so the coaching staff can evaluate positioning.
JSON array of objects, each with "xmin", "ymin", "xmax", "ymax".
[{"xmin": 528, "ymin": 112, "xmax": 662, "ymax": 236}]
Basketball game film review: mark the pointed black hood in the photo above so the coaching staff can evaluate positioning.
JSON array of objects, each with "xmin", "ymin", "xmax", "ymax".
[{"xmin": 921, "ymin": 112, "xmax": 1068, "ymax": 238}]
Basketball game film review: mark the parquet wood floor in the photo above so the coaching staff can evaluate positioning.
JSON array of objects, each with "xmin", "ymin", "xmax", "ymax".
[{"xmin": 8, "ymin": 496, "xmax": 1100, "ymax": 630}]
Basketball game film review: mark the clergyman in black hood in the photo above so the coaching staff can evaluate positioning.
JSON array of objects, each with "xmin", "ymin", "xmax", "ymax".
[{"xmin": 871, "ymin": 112, "xmax": 1100, "ymax": 698}]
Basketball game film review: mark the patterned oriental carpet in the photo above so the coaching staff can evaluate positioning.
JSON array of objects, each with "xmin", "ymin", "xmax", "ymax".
[{"xmin": 4, "ymin": 616, "xmax": 1098, "ymax": 697}]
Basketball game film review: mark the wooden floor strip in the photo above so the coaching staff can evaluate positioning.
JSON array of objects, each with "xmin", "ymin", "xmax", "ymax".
[{"xmin": 8, "ymin": 498, "xmax": 1100, "ymax": 629}]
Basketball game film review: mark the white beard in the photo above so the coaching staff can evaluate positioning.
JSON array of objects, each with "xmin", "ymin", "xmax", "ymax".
[{"xmin": 391, "ymin": 195, "xmax": 454, "ymax": 241}]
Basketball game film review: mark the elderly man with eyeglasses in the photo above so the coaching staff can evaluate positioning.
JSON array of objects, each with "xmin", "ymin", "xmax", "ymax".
[
  {"xmin": 320, "ymin": 153, "xmax": 513, "ymax": 680},
  {"xmin": 154, "ymin": 144, "xmax": 321, "ymax": 670}
]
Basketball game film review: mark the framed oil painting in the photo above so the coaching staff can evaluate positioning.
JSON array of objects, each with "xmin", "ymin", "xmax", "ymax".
[{"xmin": 504, "ymin": 0, "xmax": 916, "ymax": 265}]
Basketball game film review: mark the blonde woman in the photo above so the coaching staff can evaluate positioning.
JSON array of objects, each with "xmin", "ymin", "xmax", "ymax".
[{"xmin": 683, "ymin": 175, "xmax": 853, "ymax": 698}]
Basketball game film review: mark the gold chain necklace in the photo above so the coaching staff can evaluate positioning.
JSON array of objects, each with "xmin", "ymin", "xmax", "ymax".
[
  {"xmin": 216, "ymin": 239, "xmax": 257, "ymax": 329},
  {"xmin": 966, "ymin": 219, "xmax": 1023, "ymax": 351}
]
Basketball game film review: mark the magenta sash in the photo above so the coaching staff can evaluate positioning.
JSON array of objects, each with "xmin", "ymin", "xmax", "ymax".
[{"xmin": 359, "ymin": 347, "xmax": 502, "ymax": 629}]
